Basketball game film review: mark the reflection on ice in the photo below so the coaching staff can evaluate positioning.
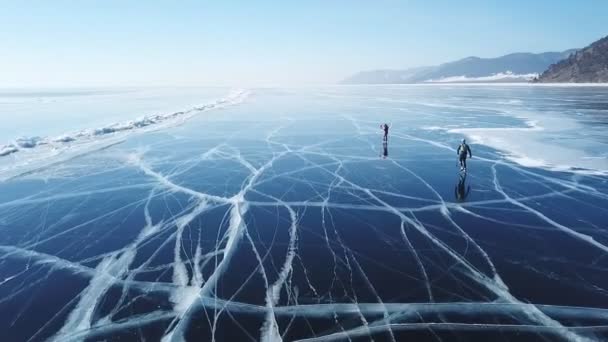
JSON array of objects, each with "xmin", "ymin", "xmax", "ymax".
[
  {"xmin": 455, "ymin": 173, "xmax": 471, "ymax": 202},
  {"xmin": 382, "ymin": 141, "xmax": 389, "ymax": 159}
]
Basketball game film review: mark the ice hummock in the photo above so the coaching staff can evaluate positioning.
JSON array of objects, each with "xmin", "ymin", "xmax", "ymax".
[
  {"xmin": 0, "ymin": 89, "xmax": 249, "ymax": 158},
  {"xmin": 0, "ymin": 89, "xmax": 249, "ymax": 181}
]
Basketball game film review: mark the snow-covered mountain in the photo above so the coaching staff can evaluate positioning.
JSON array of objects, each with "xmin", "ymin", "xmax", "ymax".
[{"xmin": 343, "ymin": 50, "xmax": 576, "ymax": 84}]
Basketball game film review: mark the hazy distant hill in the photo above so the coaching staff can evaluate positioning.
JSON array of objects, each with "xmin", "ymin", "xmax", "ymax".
[
  {"xmin": 341, "ymin": 66, "xmax": 434, "ymax": 84},
  {"xmin": 536, "ymin": 35, "xmax": 608, "ymax": 83},
  {"xmin": 343, "ymin": 50, "xmax": 576, "ymax": 84}
]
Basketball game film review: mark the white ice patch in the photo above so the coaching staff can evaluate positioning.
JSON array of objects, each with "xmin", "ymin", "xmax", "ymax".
[
  {"xmin": 448, "ymin": 116, "xmax": 608, "ymax": 175},
  {"xmin": 421, "ymin": 126, "xmax": 444, "ymax": 131},
  {"xmin": 171, "ymin": 285, "xmax": 202, "ymax": 315}
]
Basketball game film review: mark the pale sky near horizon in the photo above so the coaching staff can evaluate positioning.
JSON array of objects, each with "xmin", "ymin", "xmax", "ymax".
[{"xmin": 1, "ymin": 1, "xmax": 607, "ymax": 87}]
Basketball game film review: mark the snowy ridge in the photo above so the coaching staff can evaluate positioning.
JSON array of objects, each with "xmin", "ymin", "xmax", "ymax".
[
  {"xmin": 0, "ymin": 89, "xmax": 249, "ymax": 158},
  {"xmin": 425, "ymin": 71, "xmax": 539, "ymax": 83},
  {"xmin": 0, "ymin": 89, "xmax": 249, "ymax": 181}
]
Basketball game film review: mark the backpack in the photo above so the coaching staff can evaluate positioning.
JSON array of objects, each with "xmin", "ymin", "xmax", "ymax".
[{"xmin": 459, "ymin": 143, "xmax": 468, "ymax": 155}]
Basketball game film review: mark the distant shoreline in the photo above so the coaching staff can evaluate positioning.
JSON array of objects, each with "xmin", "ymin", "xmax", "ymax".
[{"xmin": 337, "ymin": 82, "xmax": 608, "ymax": 87}]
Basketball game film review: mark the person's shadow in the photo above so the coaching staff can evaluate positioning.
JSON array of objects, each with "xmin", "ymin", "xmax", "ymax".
[
  {"xmin": 381, "ymin": 141, "xmax": 388, "ymax": 159},
  {"xmin": 455, "ymin": 172, "xmax": 471, "ymax": 202}
]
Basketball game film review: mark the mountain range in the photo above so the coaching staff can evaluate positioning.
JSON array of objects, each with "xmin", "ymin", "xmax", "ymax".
[
  {"xmin": 536, "ymin": 35, "xmax": 608, "ymax": 83},
  {"xmin": 343, "ymin": 50, "xmax": 577, "ymax": 84}
]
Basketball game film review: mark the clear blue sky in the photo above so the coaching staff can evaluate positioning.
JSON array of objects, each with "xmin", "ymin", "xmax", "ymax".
[{"xmin": 1, "ymin": 1, "xmax": 606, "ymax": 87}]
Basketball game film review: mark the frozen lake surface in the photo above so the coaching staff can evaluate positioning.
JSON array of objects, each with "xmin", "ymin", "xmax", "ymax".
[{"xmin": 1, "ymin": 85, "xmax": 608, "ymax": 341}]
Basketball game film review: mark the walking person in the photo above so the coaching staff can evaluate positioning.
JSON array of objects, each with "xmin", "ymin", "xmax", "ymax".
[
  {"xmin": 381, "ymin": 123, "xmax": 389, "ymax": 141},
  {"xmin": 457, "ymin": 139, "xmax": 472, "ymax": 172}
]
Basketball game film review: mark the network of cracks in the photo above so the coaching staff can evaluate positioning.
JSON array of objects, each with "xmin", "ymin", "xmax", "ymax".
[{"xmin": 1, "ymin": 115, "xmax": 608, "ymax": 342}]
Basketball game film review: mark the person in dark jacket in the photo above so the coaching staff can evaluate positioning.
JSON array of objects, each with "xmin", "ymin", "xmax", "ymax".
[
  {"xmin": 457, "ymin": 139, "xmax": 472, "ymax": 171},
  {"xmin": 381, "ymin": 123, "xmax": 389, "ymax": 141}
]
